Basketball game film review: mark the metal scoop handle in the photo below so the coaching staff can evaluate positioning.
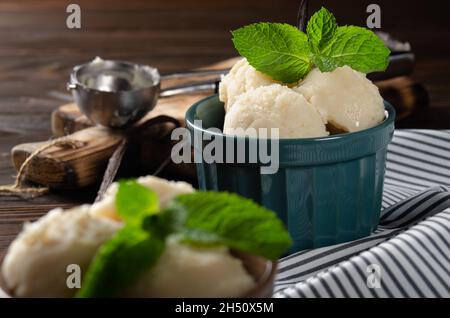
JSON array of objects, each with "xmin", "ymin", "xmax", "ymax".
[
  {"xmin": 52, "ymin": 79, "xmax": 221, "ymax": 103},
  {"xmin": 161, "ymin": 69, "xmax": 228, "ymax": 80},
  {"xmin": 160, "ymin": 80, "xmax": 220, "ymax": 98}
]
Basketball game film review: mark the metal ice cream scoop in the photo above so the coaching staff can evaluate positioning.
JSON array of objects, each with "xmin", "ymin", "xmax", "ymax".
[{"xmin": 67, "ymin": 57, "xmax": 225, "ymax": 128}]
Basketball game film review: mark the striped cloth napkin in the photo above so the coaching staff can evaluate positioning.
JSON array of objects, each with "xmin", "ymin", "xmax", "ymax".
[{"xmin": 275, "ymin": 130, "xmax": 450, "ymax": 298}]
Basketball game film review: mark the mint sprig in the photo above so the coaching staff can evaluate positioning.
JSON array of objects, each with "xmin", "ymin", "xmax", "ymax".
[
  {"xmin": 78, "ymin": 180, "xmax": 292, "ymax": 297},
  {"xmin": 231, "ymin": 6, "xmax": 390, "ymax": 83}
]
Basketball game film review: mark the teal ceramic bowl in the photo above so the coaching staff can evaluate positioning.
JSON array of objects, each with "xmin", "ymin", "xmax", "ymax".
[{"xmin": 186, "ymin": 95, "xmax": 395, "ymax": 253}]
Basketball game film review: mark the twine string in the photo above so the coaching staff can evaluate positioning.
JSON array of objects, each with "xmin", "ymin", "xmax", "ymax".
[{"xmin": 0, "ymin": 138, "xmax": 84, "ymax": 198}]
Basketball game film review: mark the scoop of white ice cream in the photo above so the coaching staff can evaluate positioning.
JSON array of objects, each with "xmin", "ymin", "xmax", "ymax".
[
  {"xmin": 125, "ymin": 238, "xmax": 256, "ymax": 298},
  {"xmin": 90, "ymin": 175, "xmax": 194, "ymax": 221},
  {"xmin": 1, "ymin": 206, "xmax": 121, "ymax": 297},
  {"xmin": 294, "ymin": 66, "xmax": 385, "ymax": 132},
  {"xmin": 223, "ymin": 84, "xmax": 328, "ymax": 139},
  {"xmin": 219, "ymin": 58, "xmax": 275, "ymax": 111}
]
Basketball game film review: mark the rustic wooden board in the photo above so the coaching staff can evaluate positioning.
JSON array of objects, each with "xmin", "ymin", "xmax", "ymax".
[{"xmin": 12, "ymin": 127, "xmax": 124, "ymax": 188}]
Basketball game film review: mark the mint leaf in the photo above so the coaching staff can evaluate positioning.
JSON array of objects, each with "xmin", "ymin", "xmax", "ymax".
[
  {"xmin": 231, "ymin": 7, "xmax": 390, "ymax": 80},
  {"xmin": 232, "ymin": 23, "xmax": 312, "ymax": 83},
  {"xmin": 307, "ymin": 7, "xmax": 337, "ymax": 52},
  {"xmin": 312, "ymin": 25, "xmax": 390, "ymax": 73},
  {"xmin": 77, "ymin": 226, "xmax": 165, "ymax": 298},
  {"xmin": 115, "ymin": 180, "xmax": 158, "ymax": 225},
  {"xmin": 171, "ymin": 192, "xmax": 292, "ymax": 260}
]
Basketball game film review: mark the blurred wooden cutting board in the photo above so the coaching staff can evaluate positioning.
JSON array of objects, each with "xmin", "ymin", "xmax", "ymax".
[{"xmin": 11, "ymin": 57, "xmax": 428, "ymax": 189}]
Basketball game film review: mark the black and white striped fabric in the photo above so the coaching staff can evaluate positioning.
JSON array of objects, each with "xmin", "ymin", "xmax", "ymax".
[{"xmin": 275, "ymin": 130, "xmax": 450, "ymax": 298}]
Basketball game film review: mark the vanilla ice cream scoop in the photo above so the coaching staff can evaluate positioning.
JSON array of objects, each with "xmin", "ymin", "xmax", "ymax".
[
  {"xmin": 223, "ymin": 84, "xmax": 328, "ymax": 139},
  {"xmin": 125, "ymin": 238, "xmax": 256, "ymax": 298},
  {"xmin": 219, "ymin": 58, "xmax": 275, "ymax": 111},
  {"xmin": 90, "ymin": 175, "xmax": 194, "ymax": 221},
  {"xmin": 294, "ymin": 66, "xmax": 385, "ymax": 132},
  {"xmin": 1, "ymin": 206, "xmax": 121, "ymax": 297}
]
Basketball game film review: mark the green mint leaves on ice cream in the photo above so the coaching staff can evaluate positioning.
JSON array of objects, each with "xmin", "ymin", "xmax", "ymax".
[
  {"xmin": 232, "ymin": 7, "xmax": 390, "ymax": 83},
  {"xmin": 78, "ymin": 180, "xmax": 292, "ymax": 297}
]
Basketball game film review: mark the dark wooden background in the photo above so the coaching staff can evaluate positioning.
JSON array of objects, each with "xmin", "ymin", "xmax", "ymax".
[{"xmin": 0, "ymin": 0, "xmax": 449, "ymax": 258}]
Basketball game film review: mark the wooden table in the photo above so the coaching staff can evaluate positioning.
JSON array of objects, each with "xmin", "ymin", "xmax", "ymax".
[{"xmin": 0, "ymin": 0, "xmax": 449, "ymax": 258}]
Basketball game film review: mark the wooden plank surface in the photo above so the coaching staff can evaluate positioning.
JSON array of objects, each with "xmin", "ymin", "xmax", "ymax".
[{"xmin": 0, "ymin": 0, "xmax": 449, "ymax": 259}]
